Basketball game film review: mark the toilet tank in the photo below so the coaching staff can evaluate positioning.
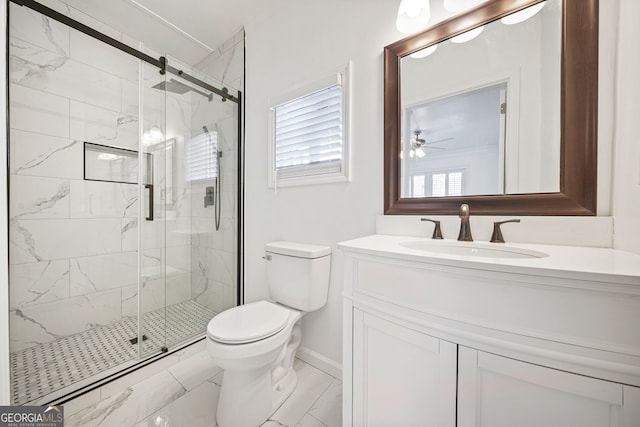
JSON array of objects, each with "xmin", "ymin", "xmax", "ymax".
[{"xmin": 265, "ymin": 241, "xmax": 331, "ymax": 312}]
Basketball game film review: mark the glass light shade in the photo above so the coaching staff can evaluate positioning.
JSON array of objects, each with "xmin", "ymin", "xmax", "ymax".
[
  {"xmin": 450, "ymin": 25, "xmax": 484, "ymax": 43},
  {"xmin": 396, "ymin": 0, "xmax": 431, "ymax": 34},
  {"xmin": 443, "ymin": 0, "xmax": 486, "ymax": 13},
  {"xmin": 410, "ymin": 44, "xmax": 438, "ymax": 58},
  {"xmin": 501, "ymin": 3, "xmax": 546, "ymax": 25},
  {"xmin": 143, "ymin": 126, "xmax": 165, "ymax": 146}
]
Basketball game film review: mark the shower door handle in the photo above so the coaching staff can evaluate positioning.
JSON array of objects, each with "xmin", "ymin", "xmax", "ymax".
[{"xmin": 145, "ymin": 184, "xmax": 154, "ymax": 221}]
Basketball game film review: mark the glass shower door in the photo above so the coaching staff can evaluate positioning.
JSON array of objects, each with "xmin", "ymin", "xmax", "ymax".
[
  {"xmin": 137, "ymin": 60, "xmax": 169, "ymax": 357},
  {"xmin": 161, "ymin": 58, "xmax": 239, "ymax": 349}
]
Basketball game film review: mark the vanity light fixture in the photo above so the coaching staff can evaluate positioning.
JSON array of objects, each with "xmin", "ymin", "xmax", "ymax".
[
  {"xmin": 501, "ymin": 2, "xmax": 546, "ymax": 25},
  {"xmin": 410, "ymin": 44, "xmax": 438, "ymax": 58},
  {"xmin": 396, "ymin": 0, "xmax": 431, "ymax": 34},
  {"xmin": 142, "ymin": 126, "xmax": 165, "ymax": 146},
  {"xmin": 450, "ymin": 25, "xmax": 484, "ymax": 43},
  {"xmin": 410, "ymin": 129, "xmax": 427, "ymax": 158}
]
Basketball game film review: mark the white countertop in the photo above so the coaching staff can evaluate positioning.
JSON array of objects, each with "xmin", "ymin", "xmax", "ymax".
[{"xmin": 338, "ymin": 234, "xmax": 640, "ymax": 286}]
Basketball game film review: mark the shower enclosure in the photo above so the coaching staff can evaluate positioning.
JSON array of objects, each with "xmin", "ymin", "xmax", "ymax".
[{"xmin": 7, "ymin": 0, "xmax": 241, "ymax": 405}]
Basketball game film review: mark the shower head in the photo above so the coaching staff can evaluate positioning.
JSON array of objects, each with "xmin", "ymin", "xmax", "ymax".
[
  {"xmin": 152, "ymin": 79, "xmax": 192, "ymax": 94},
  {"xmin": 152, "ymin": 79, "xmax": 214, "ymax": 101}
]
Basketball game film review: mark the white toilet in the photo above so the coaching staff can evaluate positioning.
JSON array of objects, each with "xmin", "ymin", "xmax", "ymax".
[{"xmin": 206, "ymin": 241, "xmax": 331, "ymax": 427}]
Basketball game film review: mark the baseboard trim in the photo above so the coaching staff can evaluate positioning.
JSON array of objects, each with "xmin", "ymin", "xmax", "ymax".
[{"xmin": 296, "ymin": 346, "xmax": 342, "ymax": 380}]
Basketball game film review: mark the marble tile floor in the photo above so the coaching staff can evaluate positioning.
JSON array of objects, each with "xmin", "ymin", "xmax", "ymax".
[
  {"xmin": 11, "ymin": 300, "xmax": 216, "ymax": 405},
  {"xmin": 63, "ymin": 342, "xmax": 342, "ymax": 427}
]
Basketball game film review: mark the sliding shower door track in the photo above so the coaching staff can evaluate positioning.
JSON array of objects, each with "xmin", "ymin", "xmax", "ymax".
[
  {"xmin": 9, "ymin": 0, "xmax": 239, "ymax": 103},
  {"xmin": 50, "ymin": 335, "xmax": 207, "ymax": 408}
]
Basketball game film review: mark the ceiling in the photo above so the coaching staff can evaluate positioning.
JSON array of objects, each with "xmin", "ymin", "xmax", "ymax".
[{"xmin": 57, "ymin": 0, "xmax": 278, "ymax": 65}]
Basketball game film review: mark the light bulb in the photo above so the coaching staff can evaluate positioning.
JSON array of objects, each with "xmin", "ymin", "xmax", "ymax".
[
  {"xmin": 450, "ymin": 25, "xmax": 484, "ymax": 43},
  {"xmin": 143, "ymin": 126, "xmax": 164, "ymax": 146},
  {"xmin": 396, "ymin": 0, "xmax": 431, "ymax": 34},
  {"xmin": 416, "ymin": 147, "xmax": 426, "ymax": 158},
  {"xmin": 410, "ymin": 44, "xmax": 438, "ymax": 59},
  {"xmin": 501, "ymin": 3, "xmax": 545, "ymax": 25}
]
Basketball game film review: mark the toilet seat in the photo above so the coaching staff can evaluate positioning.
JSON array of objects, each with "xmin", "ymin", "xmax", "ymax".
[{"xmin": 207, "ymin": 301, "xmax": 291, "ymax": 344}]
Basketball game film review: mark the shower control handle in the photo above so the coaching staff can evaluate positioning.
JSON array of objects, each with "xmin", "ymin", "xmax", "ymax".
[{"xmin": 145, "ymin": 184, "xmax": 154, "ymax": 221}]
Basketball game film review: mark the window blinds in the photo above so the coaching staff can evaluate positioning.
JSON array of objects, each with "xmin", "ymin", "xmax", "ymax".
[
  {"xmin": 273, "ymin": 84, "xmax": 343, "ymax": 178},
  {"xmin": 186, "ymin": 131, "xmax": 218, "ymax": 182}
]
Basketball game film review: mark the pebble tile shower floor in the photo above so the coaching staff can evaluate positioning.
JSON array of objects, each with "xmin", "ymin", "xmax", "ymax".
[{"xmin": 10, "ymin": 300, "xmax": 216, "ymax": 405}]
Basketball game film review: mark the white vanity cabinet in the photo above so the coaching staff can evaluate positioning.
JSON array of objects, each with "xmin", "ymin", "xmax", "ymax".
[
  {"xmin": 352, "ymin": 309, "xmax": 457, "ymax": 427},
  {"xmin": 457, "ymin": 347, "xmax": 640, "ymax": 427},
  {"xmin": 339, "ymin": 235, "xmax": 640, "ymax": 427}
]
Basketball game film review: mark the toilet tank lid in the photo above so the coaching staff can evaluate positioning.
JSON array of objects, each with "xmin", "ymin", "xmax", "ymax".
[{"xmin": 265, "ymin": 241, "xmax": 331, "ymax": 258}]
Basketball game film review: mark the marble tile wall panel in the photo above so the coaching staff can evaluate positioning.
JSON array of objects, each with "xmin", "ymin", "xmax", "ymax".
[
  {"xmin": 10, "ymin": 130, "xmax": 83, "ymax": 179},
  {"xmin": 121, "ymin": 79, "xmax": 139, "ymax": 118},
  {"xmin": 9, "ymin": 288, "xmax": 122, "ymax": 352},
  {"xmin": 10, "ymin": 37, "xmax": 123, "ymax": 112},
  {"xmin": 9, "ymin": 84, "xmax": 70, "ymax": 138},
  {"xmin": 194, "ymin": 28, "xmax": 244, "ymax": 92},
  {"xmin": 69, "ymin": 251, "xmax": 139, "ymax": 296},
  {"xmin": 165, "ymin": 274, "xmax": 192, "ymax": 307},
  {"xmin": 70, "ymin": 180, "xmax": 138, "ymax": 219},
  {"xmin": 9, "ymin": 260, "xmax": 70, "ymax": 310},
  {"xmin": 120, "ymin": 284, "xmax": 138, "ymax": 318},
  {"xmin": 10, "ymin": 175, "xmax": 70, "ymax": 219},
  {"xmin": 35, "ymin": 0, "xmax": 125, "ymax": 42},
  {"xmin": 69, "ymin": 30, "xmax": 138, "ymax": 83},
  {"xmin": 122, "ymin": 274, "xmax": 192, "ymax": 318},
  {"xmin": 10, "ymin": 218, "xmax": 122, "ymax": 264},
  {"xmin": 139, "ymin": 277, "xmax": 165, "ymax": 315},
  {"xmin": 70, "ymin": 101, "xmax": 138, "ymax": 150},
  {"xmin": 193, "ymin": 279, "xmax": 235, "ymax": 314},
  {"xmin": 9, "ymin": 3, "xmax": 70, "ymax": 56},
  {"xmin": 121, "ymin": 218, "xmax": 171, "ymax": 252}
]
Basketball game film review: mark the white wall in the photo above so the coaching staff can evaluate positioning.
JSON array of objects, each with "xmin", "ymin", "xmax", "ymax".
[
  {"xmin": 244, "ymin": 0, "xmax": 400, "ymax": 369},
  {"xmin": 612, "ymin": 0, "xmax": 640, "ymax": 255},
  {"xmin": 243, "ymin": 0, "xmax": 622, "ymax": 373}
]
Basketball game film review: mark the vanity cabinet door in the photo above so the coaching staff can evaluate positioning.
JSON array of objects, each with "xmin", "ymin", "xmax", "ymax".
[
  {"xmin": 352, "ymin": 309, "xmax": 457, "ymax": 427},
  {"xmin": 457, "ymin": 346, "xmax": 640, "ymax": 427}
]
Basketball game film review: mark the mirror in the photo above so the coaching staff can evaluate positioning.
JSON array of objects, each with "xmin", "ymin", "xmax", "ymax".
[{"xmin": 384, "ymin": 0, "xmax": 598, "ymax": 215}]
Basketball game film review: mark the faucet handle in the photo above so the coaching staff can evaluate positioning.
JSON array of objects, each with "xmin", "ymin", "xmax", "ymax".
[
  {"xmin": 490, "ymin": 219, "xmax": 521, "ymax": 243},
  {"xmin": 421, "ymin": 218, "xmax": 443, "ymax": 239}
]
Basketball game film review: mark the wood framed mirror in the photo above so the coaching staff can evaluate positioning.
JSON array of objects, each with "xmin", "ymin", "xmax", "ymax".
[{"xmin": 384, "ymin": 0, "xmax": 598, "ymax": 215}]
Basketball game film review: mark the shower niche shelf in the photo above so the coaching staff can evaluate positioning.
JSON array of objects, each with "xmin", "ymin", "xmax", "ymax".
[{"xmin": 84, "ymin": 142, "xmax": 153, "ymax": 185}]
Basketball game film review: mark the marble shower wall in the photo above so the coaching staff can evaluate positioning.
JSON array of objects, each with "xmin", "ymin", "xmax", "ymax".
[
  {"xmin": 6, "ymin": 2, "xmax": 191, "ymax": 353},
  {"xmin": 7, "ymin": 0, "xmax": 242, "ymax": 353},
  {"xmin": 195, "ymin": 28, "xmax": 244, "ymax": 93},
  {"xmin": 189, "ymin": 33, "xmax": 243, "ymax": 314}
]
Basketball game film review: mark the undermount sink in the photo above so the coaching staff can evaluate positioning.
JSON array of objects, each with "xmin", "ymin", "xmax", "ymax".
[{"xmin": 399, "ymin": 241, "xmax": 548, "ymax": 259}]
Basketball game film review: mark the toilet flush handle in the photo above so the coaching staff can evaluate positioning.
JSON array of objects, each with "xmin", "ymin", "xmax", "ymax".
[{"xmin": 262, "ymin": 254, "xmax": 272, "ymax": 261}]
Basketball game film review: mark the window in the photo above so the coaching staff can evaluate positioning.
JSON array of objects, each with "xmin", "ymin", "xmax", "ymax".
[
  {"xmin": 430, "ymin": 171, "xmax": 464, "ymax": 197},
  {"xmin": 268, "ymin": 65, "xmax": 350, "ymax": 187},
  {"xmin": 186, "ymin": 130, "xmax": 217, "ymax": 182}
]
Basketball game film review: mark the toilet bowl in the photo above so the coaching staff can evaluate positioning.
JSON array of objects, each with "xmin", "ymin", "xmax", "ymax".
[
  {"xmin": 207, "ymin": 301, "xmax": 303, "ymax": 427},
  {"xmin": 206, "ymin": 241, "xmax": 331, "ymax": 427}
]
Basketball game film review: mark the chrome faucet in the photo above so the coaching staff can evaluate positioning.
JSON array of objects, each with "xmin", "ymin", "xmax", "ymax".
[{"xmin": 457, "ymin": 204, "xmax": 473, "ymax": 241}]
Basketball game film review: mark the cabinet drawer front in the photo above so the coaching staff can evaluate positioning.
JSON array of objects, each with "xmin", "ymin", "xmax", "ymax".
[{"xmin": 353, "ymin": 257, "xmax": 640, "ymax": 358}]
